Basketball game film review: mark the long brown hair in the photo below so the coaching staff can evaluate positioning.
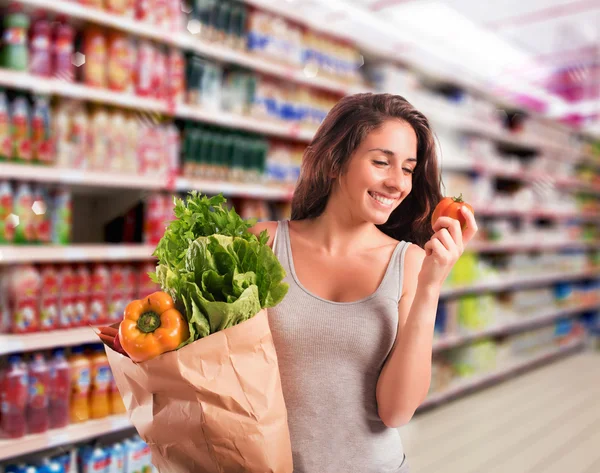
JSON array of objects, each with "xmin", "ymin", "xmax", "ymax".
[{"xmin": 291, "ymin": 93, "xmax": 443, "ymax": 247}]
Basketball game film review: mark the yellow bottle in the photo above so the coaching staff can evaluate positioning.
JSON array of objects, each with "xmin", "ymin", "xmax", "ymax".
[
  {"xmin": 69, "ymin": 346, "xmax": 91, "ymax": 423},
  {"xmin": 89, "ymin": 345, "xmax": 111, "ymax": 419},
  {"xmin": 110, "ymin": 373, "xmax": 126, "ymax": 415}
]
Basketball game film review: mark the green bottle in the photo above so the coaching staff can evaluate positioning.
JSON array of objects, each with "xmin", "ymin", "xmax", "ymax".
[{"xmin": 1, "ymin": 11, "xmax": 30, "ymax": 71}]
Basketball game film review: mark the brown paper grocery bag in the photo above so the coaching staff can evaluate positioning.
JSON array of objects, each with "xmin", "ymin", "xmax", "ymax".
[{"xmin": 103, "ymin": 309, "xmax": 293, "ymax": 473}]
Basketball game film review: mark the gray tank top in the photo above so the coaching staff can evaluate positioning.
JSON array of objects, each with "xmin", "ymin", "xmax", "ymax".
[{"xmin": 268, "ymin": 220, "xmax": 411, "ymax": 473}]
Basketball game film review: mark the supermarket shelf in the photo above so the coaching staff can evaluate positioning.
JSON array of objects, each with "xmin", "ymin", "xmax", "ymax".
[
  {"xmin": 6, "ymin": 0, "xmax": 352, "ymax": 95},
  {"xmin": 418, "ymin": 337, "xmax": 585, "ymax": 412},
  {"xmin": 0, "ymin": 415, "xmax": 132, "ymax": 461},
  {"xmin": 440, "ymin": 267, "xmax": 600, "ymax": 298},
  {"xmin": 0, "ymin": 163, "xmax": 295, "ymax": 199},
  {"xmin": 0, "ymin": 69, "xmax": 168, "ymax": 113},
  {"xmin": 0, "ymin": 327, "xmax": 100, "ymax": 356},
  {"xmin": 0, "ymin": 244, "xmax": 154, "ymax": 264},
  {"xmin": 433, "ymin": 303, "xmax": 599, "ymax": 353},
  {"xmin": 474, "ymin": 206, "xmax": 600, "ymax": 221},
  {"xmin": 0, "ymin": 69, "xmax": 316, "ymax": 141},
  {"xmin": 0, "ymin": 163, "xmax": 166, "ymax": 190},
  {"xmin": 468, "ymin": 239, "xmax": 600, "ymax": 253},
  {"xmin": 177, "ymin": 177, "xmax": 294, "ymax": 200},
  {"xmin": 176, "ymin": 104, "xmax": 315, "ymax": 141}
]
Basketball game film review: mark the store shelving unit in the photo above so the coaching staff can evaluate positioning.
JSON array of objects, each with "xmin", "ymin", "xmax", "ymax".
[
  {"xmin": 0, "ymin": 415, "xmax": 133, "ymax": 461},
  {"xmin": 440, "ymin": 267, "xmax": 600, "ymax": 298},
  {"xmin": 0, "ymin": 244, "xmax": 155, "ymax": 264},
  {"xmin": 0, "ymin": 327, "xmax": 101, "ymax": 356},
  {"xmin": 5, "ymin": 0, "xmax": 354, "ymax": 95},
  {"xmin": 433, "ymin": 303, "xmax": 599, "ymax": 353},
  {"xmin": 419, "ymin": 337, "xmax": 585, "ymax": 412}
]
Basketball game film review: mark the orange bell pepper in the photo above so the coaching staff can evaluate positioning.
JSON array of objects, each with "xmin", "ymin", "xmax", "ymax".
[{"xmin": 118, "ymin": 291, "xmax": 189, "ymax": 362}]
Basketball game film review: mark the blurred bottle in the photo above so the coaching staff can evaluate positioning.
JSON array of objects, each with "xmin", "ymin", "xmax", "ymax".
[
  {"xmin": 0, "ymin": 90, "xmax": 10, "ymax": 160},
  {"xmin": 27, "ymin": 352, "xmax": 50, "ymax": 434},
  {"xmin": 69, "ymin": 346, "xmax": 91, "ymax": 423},
  {"xmin": 49, "ymin": 349, "xmax": 71, "ymax": 429},
  {"xmin": 0, "ymin": 8, "xmax": 30, "ymax": 71},
  {"xmin": 90, "ymin": 345, "xmax": 112, "ymax": 419},
  {"xmin": 29, "ymin": 14, "xmax": 51, "ymax": 77},
  {"xmin": 53, "ymin": 21, "xmax": 75, "ymax": 82},
  {"xmin": 39, "ymin": 265, "xmax": 60, "ymax": 331},
  {"xmin": 0, "ymin": 181, "xmax": 14, "ymax": 243},
  {"xmin": 0, "ymin": 355, "xmax": 28, "ymax": 438}
]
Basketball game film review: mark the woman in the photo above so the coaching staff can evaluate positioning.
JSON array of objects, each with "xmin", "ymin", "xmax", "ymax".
[{"xmin": 250, "ymin": 93, "xmax": 478, "ymax": 472}]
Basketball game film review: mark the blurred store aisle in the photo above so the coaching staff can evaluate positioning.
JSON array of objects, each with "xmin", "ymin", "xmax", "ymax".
[{"xmin": 400, "ymin": 351, "xmax": 600, "ymax": 473}]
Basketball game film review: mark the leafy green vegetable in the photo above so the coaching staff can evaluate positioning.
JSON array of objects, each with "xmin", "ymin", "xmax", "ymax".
[{"xmin": 149, "ymin": 192, "xmax": 288, "ymax": 344}]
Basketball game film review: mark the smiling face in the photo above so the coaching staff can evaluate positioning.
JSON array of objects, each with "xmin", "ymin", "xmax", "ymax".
[{"xmin": 331, "ymin": 119, "xmax": 418, "ymax": 226}]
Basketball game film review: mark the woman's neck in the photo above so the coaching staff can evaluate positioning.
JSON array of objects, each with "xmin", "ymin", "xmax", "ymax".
[{"xmin": 294, "ymin": 198, "xmax": 379, "ymax": 255}]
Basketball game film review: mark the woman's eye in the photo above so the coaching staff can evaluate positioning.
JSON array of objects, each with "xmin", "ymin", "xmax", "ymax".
[
  {"xmin": 373, "ymin": 160, "xmax": 389, "ymax": 166},
  {"xmin": 403, "ymin": 168, "xmax": 414, "ymax": 175}
]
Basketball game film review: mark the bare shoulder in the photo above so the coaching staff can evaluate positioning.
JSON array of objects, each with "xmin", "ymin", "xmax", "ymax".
[
  {"xmin": 248, "ymin": 221, "xmax": 279, "ymax": 248},
  {"xmin": 401, "ymin": 243, "xmax": 425, "ymax": 296}
]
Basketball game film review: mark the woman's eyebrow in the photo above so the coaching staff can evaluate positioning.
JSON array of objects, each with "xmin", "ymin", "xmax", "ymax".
[{"xmin": 369, "ymin": 148, "xmax": 417, "ymax": 163}]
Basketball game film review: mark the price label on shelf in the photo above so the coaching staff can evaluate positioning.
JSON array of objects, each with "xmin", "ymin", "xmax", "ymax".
[
  {"xmin": 61, "ymin": 170, "xmax": 85, "ymax": 184},
  {"xmin": 50, "ymin": 431, "xmax": 70, "ymax": 447},
  {"xmin": 109, "ymin": 247, "xmax": 128, "ymax": 260},
  {"xmin": 65, "ymin": 247, "xmax": 86, "ymax": 261}
]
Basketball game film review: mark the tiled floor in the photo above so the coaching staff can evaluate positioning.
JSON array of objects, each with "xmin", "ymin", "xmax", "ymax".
[{"xmin": 399, "ymin": 351, "xmax": 600, "ymax": 473}]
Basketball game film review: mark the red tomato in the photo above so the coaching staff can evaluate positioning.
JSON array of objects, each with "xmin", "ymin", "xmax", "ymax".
[{"xmin": 431, "ymin": 194, "xmax": 474, "ymax": 231}]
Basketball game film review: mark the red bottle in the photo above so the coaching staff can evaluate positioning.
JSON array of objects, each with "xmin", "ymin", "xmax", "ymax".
[
  {"xmin": 29, "ymin": 15, "xmax": 52, "ymax": 76},
  {"xmin": 0, "ymin": 355, "xmax": 28, "ymax": 438},
  {"xmin": 27, "ymin": 352, "xmax": 50, "ymax": 434},
  {"xmin": 53, "ymin": 21, "xmax": 75, "ymax": 82},
  {"xmin": 49, "ymin": 349, "xmax": 71, "ymax": 429}
]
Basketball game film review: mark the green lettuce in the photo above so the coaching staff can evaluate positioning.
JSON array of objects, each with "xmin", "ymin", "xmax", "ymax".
[{"xmin": 149, "ymin": 192, "xmax": 288, "ymax": 343}]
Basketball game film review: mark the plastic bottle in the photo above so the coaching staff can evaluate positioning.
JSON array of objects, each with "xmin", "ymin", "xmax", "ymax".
[
  {"xmin": 89, "ymin": 345, "xmax": 112, "ymax": 419},
  {"xmin": 52, "ymin": 187, "xmax": 72, "ymax": 245},
  {"xmin": 8, "ymin": 265, "xmax": 41, "ymax": 333},
  {"xmin": 13, "ymin": 182, "xmax": 35, "ymax": 243},
  {"xmin": 27, "ymin": 353, "xmax": 50, "ymax": 434},
  {"xmin": 0, "ymin": 355, "xmax": 28, "ymax": 438},
  {"xmin": 107, "ymin": 32, "xmax": 133, "ymax": 93},
  {"xmin": 109, "ymin": 371, "xmax": 126, "ymax": 415},
  {"xmin": 31, "ymin": 95, "xmax": 53, "ymax": 165},
  {"xmin": 0, "ymin": 181, "xmax": 14, "ymax": 243},
  {"xmin": 0, "ymin": 90, "xmax": 11, "ymax": 160},
  {"xmin": 32, "ymin": 185, "xmax": 50, "ymax": 244},
  {"xmin": 11, "ymin": 96, "xmax": 32, "ymax": 163},
  {"xmin": 29, "ymin": 15, "xmax": 52, "ymax": 76},
  {"xmin": 82, "ymin": 28, "xmax": 107, "ymax": 88},
  {"xmin": 39, "ymin": 265, "xmax": 60, "ymax": 331},
  {"xmin": 1, "ymin": 9, "xmax": 30, "ymax": 71},
  {"xmin": 90, "ymin": 264, "xmax": 109, "ymax": 325},
  {"xmin": 69, "ymin": 346, "xmax": 91, "ymax": 423},
  {"xmin": 53, "ymin": 21, "xmax": 75, "ymax": 82},
  {"xmin": 108, "ymin": 442, "xmax": 125, "ymax": 473},
  {"xmin": 58, "ymin": 265, "xmax": 76, "ymax": 328},
  {"xmin": 49, "ymin": 349, "xmax": 71, "ymax": 429},
  {"xmin": 74, "ymin": 264, "xmax": 91, "ymax": 327}
]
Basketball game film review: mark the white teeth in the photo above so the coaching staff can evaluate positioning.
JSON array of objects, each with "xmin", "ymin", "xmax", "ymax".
[{"xmin": 369, "ymin": 192, "xmax": 394, "ymax": 206}]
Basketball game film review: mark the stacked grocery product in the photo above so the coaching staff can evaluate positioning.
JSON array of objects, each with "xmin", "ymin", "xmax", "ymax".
[
  {"xmin": 0, "ymin": 433, "xmax": 156, "ymax": 473},
  {"xmin": 0, "ymin": 262, "xmax": 159, "ymax": 333},
  {"xmin": 0, "ymin": 183, "xmax": 71, "ymax": 245},
  {"xmin": 246, "ymin": 8, "xmax": 363, "ymax": 84},
  {"xmin": 0, "ymin": 345, "xmax": 127, "ymax": 440},
  {"xmin": 429, "ymin": 320, "xmax": 586, "ymax": 396}
]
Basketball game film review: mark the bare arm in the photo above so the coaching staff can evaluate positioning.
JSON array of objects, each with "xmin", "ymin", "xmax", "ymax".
[
  {"xmin": 376, "ymin": 245, "xmax": 437, "ymax": 427},
  {"xmin": 376, "ymin": 207, "xmax": 478, "ymax": 428}
]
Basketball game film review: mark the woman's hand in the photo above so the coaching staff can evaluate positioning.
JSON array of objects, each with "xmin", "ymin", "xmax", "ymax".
[{"xmin": 419, "ymin": 206, "xmax": 478, "ymax": 292}]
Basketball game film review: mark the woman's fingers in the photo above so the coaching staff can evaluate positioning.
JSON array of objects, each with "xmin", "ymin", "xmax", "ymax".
[
  {"xmin": 460, "ymin": 206, "xmax": 478, "ymax": 243},
  {"xmin": 425, "ymin": 236, "xmax": 452, "ymax": 263},
  {"xmin": 432, "ymin": 218, "xmax": 463, "ymax": 253}
]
